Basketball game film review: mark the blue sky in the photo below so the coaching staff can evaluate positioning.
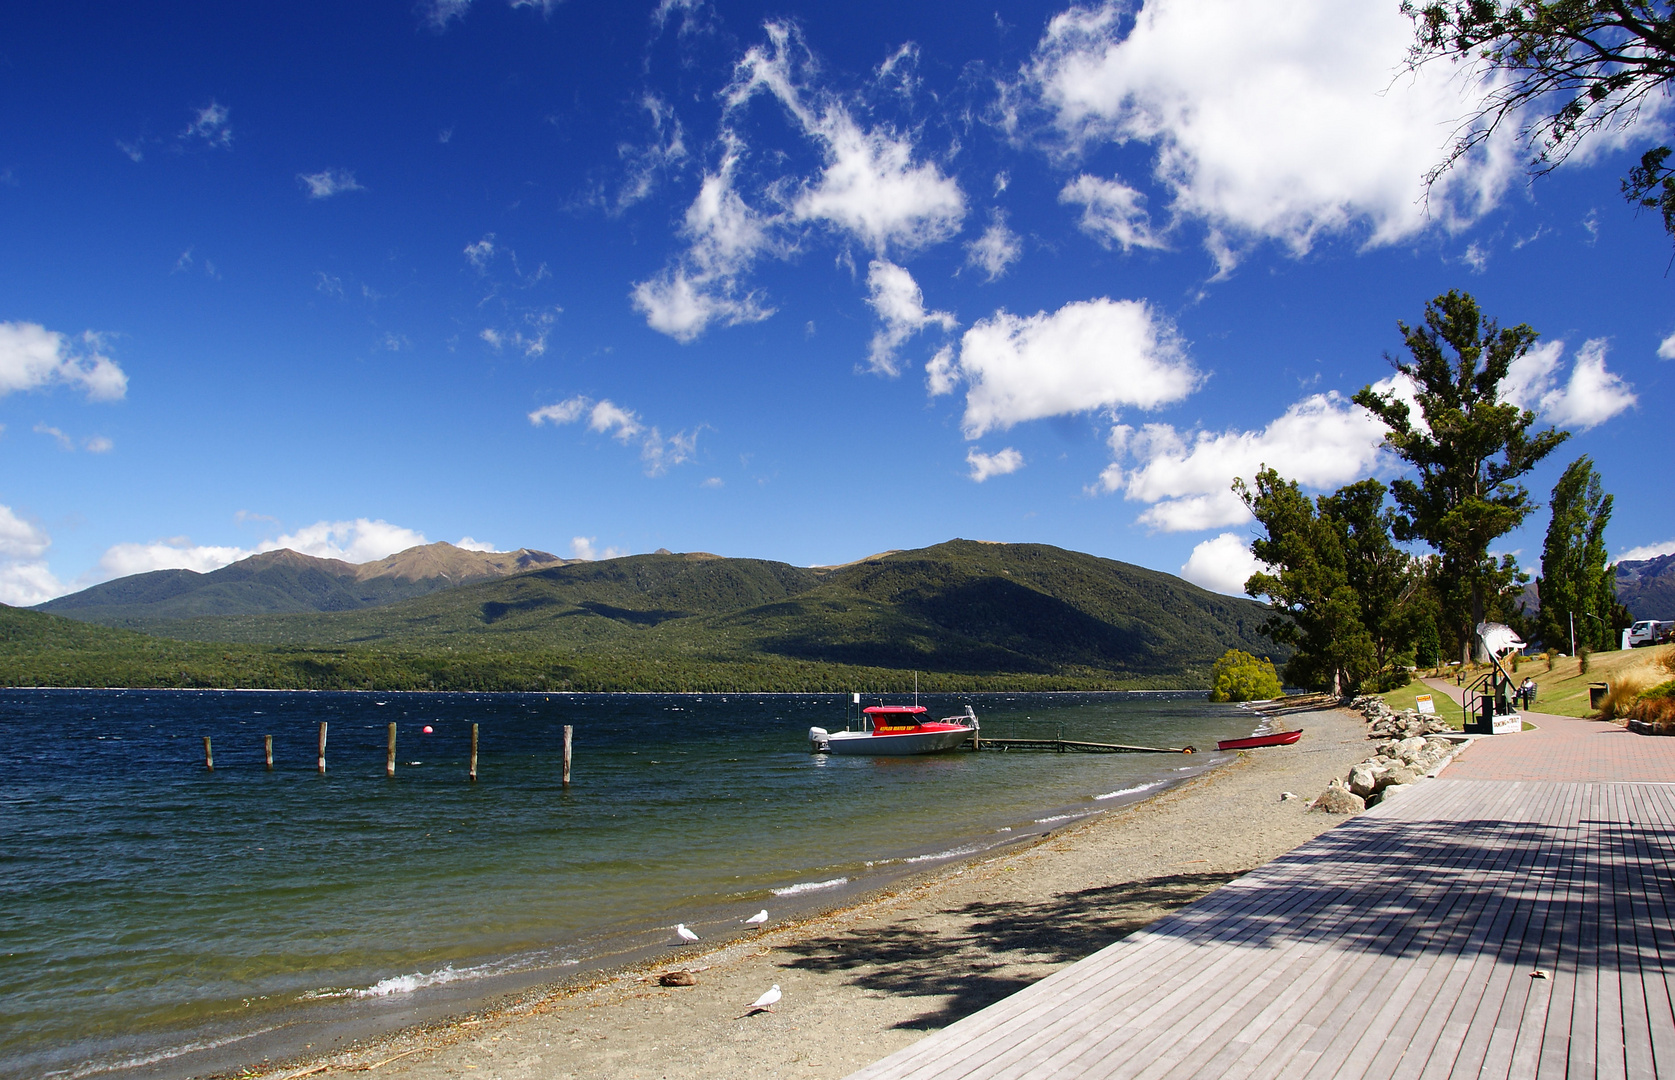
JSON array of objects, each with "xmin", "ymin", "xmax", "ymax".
[{"xmin": 1, "ymin": 0, "xmax": 1669, "ymax": 605}]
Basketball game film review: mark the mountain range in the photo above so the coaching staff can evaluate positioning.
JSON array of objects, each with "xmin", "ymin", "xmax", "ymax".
[
  {"xmin": 37, "ymin": 542, "xmax": 570, "ymax": 624},
  {"xmin": 13, "ymin": 539, "xmax": 1286, "ymax": 690},
  {"xmin": 1617, "ymin": 554, "xmax": 1675, "ymax": 621}
]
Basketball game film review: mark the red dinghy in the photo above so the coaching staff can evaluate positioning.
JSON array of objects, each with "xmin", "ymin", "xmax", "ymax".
[{"xmin": 1217, "ymin": 729, "xmax": 1303, "ymax": 751}]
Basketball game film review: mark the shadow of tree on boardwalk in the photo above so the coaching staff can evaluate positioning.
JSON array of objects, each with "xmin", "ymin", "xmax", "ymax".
[
  {"xmin": 776, "ymin": 870, "xmax": 1239, "ymax": 1031},
  {"xmin": 1145, "ymin": 811, "xmax": 1675, "ymax": 969}
]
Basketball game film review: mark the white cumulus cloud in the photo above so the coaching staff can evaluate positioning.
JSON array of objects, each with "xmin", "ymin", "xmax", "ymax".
[
  {"xmin": 1618, "ymin": 539, "xmax": 1675, "ymax": 563},
  {"xmin": 0, "ymin": 504, "xmax": 63, "ymax": 606},
  {"xmin": 966, "ymin": 447, "xmax": 1024, "ymax": 482},
  {"xmin": 1503, "ymin": 339, "xmax": 1637, "ymax": 431},
  {"xmin": 298, "ymin": 169, "xmax": 365, "ymax": 199},
  {"xmin": 0, "ymin": 321, "xmax": 128, "ymax": 401},
  {"xmin": 1021, "ymin": 0, "xmax": 1519, "ymax": 271},
  {"xmin": 864, "ymin": 260, "xmax": 956, "ymax": 375},
  {"xmin": 1181, "ymin": 532, "xmax": 1270, "ymax": 596},
  {"xmin": 1658, "ymin": 333, "xmax": 1675, "ymax": 360},
  {"xmin": 570, "ymin": 536, "xmax": 627, "ymax": 561},
  {"xmin": 928, "ymin": 298, "xmax": 1200, "ymax": 439},
  {"xmin": 1097, "ymin": 383, "xmax": 1399, "ymax": 533},
  {"xmin": 82, "ymin": 518, "xmax": 434, "ymax": 589}
]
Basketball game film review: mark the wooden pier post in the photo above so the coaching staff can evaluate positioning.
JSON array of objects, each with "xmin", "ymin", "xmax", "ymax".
[
  {"xmin": 264, "ymin": 735, "xmax": 273, "ymax": 771},
  {"xmin": 203, "ymin": 736, "xmax": 213, "ymax": 771},
  {"xmin": 470, "ymin": 723, "xmax": 479, "ymax": 782},
  {"xmin": 563, "ymin": 724, "xmax": 573, "ymax": 786},
  {"xmin": 386, "ymin": 723, "xmax": 397, "ymax": 778},
  {"xmin": 317, "ymin": 721, "xmax": 328, "ymax": 775}
]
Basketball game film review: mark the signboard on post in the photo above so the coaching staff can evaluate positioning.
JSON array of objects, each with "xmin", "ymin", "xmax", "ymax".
[
  {"xmin": 1415, "ymin": 694, "xmax": 1435, "ymax": 714},
  {"xmin": 1492, "ymin": 713, "xmax": 1522, "ymax": 735}
]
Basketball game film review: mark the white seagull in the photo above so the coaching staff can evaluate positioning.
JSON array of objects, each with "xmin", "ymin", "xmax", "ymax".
[
  {"xmin": 675, "ymin": 923, "xmax": 700, "ymax": 944},
  {"xmin": 745, "ymin": 984, "xmax": 781, "ymax": 1014},
  {"xmin": 744, "ymin": 909, "xmax": 769, "ymax": 925}
]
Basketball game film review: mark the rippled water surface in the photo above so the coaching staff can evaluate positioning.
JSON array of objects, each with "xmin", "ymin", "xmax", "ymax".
[{"xmin": 0, "ymin": 689, "xmax": 1266, "ymax": 1079}]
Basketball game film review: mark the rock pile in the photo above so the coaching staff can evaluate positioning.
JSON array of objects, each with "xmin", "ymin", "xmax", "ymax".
[{"xmin": 1311, "ymin": 696, "xmax": 1466, "ymax": 814}]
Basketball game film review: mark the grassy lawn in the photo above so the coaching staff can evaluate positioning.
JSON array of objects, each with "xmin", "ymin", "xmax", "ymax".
[{"xmin": 1391, "ymin": 644, "xmax": 1675, "ymax": 721}]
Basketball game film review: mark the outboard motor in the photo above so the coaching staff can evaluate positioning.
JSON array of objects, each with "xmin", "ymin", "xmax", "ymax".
[{"xmin": 808, "ymin": 726, "xmax": 831, "ymax": 753}]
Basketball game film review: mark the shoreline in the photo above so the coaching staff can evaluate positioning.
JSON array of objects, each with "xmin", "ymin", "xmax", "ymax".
[{"xmin": 232, "ymin": 700, "xmax": 1371, "ymax": 1080}]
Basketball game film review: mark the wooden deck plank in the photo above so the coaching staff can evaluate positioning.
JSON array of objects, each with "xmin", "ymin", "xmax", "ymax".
[
  {"xmin": 1329, "ymin": 800, "xmax": 1528, "ymax": 1080},
  {"xmin": 954, "ymin": 818, "xmax": 1423, "ymax": 1080},
  {"xmin": 846, "ymin": 779, "xmax": 1675, "ymax": 1080}
]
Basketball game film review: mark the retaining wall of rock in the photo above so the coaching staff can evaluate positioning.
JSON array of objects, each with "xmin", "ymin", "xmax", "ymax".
[{"xmin": 1310, "ymin": 695, "xmax": 1467, "ymax": 815}]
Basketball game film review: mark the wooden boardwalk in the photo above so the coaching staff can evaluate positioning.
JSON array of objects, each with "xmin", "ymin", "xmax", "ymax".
[{"xmin": 847, "ymin": 713, "xmax": 1675, "ymax": 1079}]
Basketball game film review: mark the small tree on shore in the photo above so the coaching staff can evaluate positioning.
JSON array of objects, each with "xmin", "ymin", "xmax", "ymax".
[{"xmin": 1207, "ymin": 649, "xmax": 1284, "ymax": 702}]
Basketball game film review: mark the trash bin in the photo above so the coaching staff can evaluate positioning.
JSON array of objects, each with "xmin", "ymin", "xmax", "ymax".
[{"xmin": 1588, "ymin": 683, "xmax": 1609, "ymax": 710}]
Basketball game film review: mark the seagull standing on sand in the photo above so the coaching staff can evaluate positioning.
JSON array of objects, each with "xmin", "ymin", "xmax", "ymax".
[
  {"xmin": 744, "ymin": 910, "xmax": 769, "ymax": 925},
  {"xmin": 745, "ymin": 984, "xmax": 781, "ymax": 1014},
  {"xmin": 675, "ymin": 923, "xmax": 700, "ymax": 944}
]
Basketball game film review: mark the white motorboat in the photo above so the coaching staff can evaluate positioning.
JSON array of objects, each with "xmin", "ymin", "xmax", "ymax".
[{"xmin": 809, "ymin": 705, "xmax": 978, "ymax": 756}]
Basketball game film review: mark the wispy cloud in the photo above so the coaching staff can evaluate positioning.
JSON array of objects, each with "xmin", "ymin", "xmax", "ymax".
[
  {"xmin": 965, "ymin": 211, "xmax": 1023, "ymax": 282},
  {"xmin": 183, "ymin": 101, "xmax": 232, "ymax": 148},
  {"xmin": 298, "ymin": 169, "xmax": 365, "ymax": 199},
  {"xmin": 528, "ymin": 395, "xmax": 702, "ymax": 475},
  {"xmin": 865, "ymin": 260, "xmax": 956, "ymax": 375}
]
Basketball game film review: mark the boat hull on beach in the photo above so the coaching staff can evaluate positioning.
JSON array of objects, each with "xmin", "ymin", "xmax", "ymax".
[{"xmin": 1217, "ymin": 729, "xmax": 1302, "ymax": 751}]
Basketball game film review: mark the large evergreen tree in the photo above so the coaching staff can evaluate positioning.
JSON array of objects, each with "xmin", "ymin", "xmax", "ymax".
[
  {"xmin": 1538, "ymin": 455, "xmax": 1618, "ymax": 652},
  {"xmin": 1353, "ymin": 291, "xmax": 1570, "ymax": 663}
]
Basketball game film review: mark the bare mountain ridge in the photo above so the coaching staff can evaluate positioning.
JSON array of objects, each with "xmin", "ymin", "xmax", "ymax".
[
  {"xmin": 37, "ymin": 542, "xmax": 572, "ymax": 623},
  {"xmin": 1617, "ymin": 553, "xmax": 1675, "ymax": 621}
]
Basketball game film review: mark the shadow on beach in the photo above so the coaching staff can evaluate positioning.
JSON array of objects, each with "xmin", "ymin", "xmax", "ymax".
[{"xmin": 776, "ymin": 870, "xmax": 1240, "ymax": 1030}]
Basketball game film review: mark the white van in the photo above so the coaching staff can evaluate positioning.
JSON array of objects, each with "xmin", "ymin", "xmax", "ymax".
[{"xmin": 1628, "ymin": 620, "xmax": 1669, "ymax": 648}]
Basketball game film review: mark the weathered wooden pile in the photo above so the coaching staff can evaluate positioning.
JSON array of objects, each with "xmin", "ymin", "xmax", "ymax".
[{"xmin": 1311, "ymin": 695, "xmax": 1465, "ymax": 814}]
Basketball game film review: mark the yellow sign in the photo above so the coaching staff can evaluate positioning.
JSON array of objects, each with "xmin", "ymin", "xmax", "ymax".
[{"xmin": 1415, "ymin": 694, "xmax": 1436, "ymax": 714}]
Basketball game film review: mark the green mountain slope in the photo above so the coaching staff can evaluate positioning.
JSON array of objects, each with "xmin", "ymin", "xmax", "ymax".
[{"xmin": 18, "ymin": 541, "xmax": 1285, "ymax": 690}]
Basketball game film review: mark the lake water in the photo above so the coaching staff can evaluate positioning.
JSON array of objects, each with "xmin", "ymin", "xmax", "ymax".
[{"xmin": 0, "ymin": 689, "xmax": 1269, "ymax": 1079}]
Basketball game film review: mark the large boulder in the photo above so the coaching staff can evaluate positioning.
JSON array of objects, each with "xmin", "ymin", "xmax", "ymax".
[
  {"xmin": 1348, "ymin": 762, "xmax": 1383, "ymax": 798},
  {"xmin": 1382, "ymin": 764, "xmax": 1423, "ymax": 788},
  {"xmin": 1313, "ymin": 779, "xmax": 1366, "ymax": 815}
]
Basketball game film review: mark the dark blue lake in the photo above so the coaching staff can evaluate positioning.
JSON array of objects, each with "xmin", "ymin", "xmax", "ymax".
[{"xmin": 0, "ymin": 688, "xmax": 1264, "ymax": 1079}]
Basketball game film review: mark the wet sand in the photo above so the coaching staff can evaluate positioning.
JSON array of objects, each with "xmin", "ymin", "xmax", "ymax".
[{"xmin": 252, "ymin": 703, "xmax": 1370, "ymax": 1080}]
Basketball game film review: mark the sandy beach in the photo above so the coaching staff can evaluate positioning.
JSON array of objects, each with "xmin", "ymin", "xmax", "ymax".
[{"xmin": 253, "ymin": 702, "xmax": 1370, "ymax": 1080}]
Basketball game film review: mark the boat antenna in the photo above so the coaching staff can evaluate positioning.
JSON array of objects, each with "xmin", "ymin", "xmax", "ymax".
[{"xmin": 914, "ymin": 671, "xmax": 918, "ymax": 707}]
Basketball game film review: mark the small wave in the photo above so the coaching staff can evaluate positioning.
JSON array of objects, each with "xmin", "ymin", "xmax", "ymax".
[
  {"xmin": 297, "ymin": 987, "xmax": 353, "ymax": 1000},
  {"xmin": 1034, "ymin": 812, "xmax": 1087, "ymax": 824},
  {"xmin": 904, "ymin": 843, "xmax": 983, "ymax": 864},
  {"xmin": 772, "ymin": 877, "xmax": 849, "ymax": 896},
  {"xmin": 354, "ymin": 965, "xmax": 469, "ymax": 998},
  {"xmin": 1094, "ymin": 781, "xmax": 1164, "ymax": 801}
]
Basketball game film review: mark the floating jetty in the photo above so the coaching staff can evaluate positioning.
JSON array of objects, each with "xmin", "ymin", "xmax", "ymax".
[{"xmin": 966, "ymin": 737, "xmax": 1195, "ymax": 754}]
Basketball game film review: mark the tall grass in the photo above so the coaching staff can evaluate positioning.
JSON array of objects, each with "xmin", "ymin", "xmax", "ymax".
[{"xmin": 1597, "ymin": 658, "xmax": 1674, "ymax": 720}]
